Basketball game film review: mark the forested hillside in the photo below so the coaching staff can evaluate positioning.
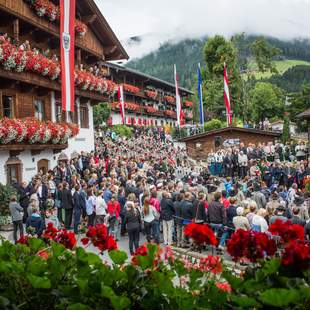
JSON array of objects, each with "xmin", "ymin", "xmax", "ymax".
[{"xmin": 127, "ymin": 35, "xmax": 310, "ymax": 90}]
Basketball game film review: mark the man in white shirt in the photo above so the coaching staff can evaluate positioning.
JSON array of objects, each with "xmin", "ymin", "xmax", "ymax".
[{"xmin": 95, "ymin": 190, "xmax": 107, "ymax": 225}]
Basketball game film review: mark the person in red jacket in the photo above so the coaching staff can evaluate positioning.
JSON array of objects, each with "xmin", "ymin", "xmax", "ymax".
[{"xmin": 107, "ymin": 194, "xmax": 121, "ymax": 240}]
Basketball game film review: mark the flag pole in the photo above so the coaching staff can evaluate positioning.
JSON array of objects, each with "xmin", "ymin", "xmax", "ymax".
[{"xmin": 198, "ymin": 63, "xmax": 205, "ymax": 133}]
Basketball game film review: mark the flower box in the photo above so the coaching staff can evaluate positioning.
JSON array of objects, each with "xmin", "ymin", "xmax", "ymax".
[
  {"xmin": 164, "ymin": 96, "xmax": 175, "ymax": 104},
  {"xmin": 0, "ymin": 118, "xmax": 79, "ymax": 145},
  {"xmin": 123, "ymin": 83, "xmax": 140, "ymax": 94},
  {"xmin": 23, "ymin": 0, "xmax": 87, "ymax": 37},
  {"xmin": 0, "ymin": 35, "xmax": 116, "ymax": 96},
  {"xmin": 145, "ymin": 90, "xmax": 157, "ymax": 99}
]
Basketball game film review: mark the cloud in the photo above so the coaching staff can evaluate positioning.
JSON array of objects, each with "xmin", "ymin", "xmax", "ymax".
[{"xmin": 95, "ymin": 0, "xmax": 310, "ymax": 59}]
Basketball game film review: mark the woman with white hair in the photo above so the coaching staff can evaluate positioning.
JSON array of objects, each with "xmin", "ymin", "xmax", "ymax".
[
  {"xmin": 246, "ymin": 201, "xmax": 257, "ymax": 226},
  {"xmin": 252, "ymin": 209, "xmax": 269, "ymax": 232},
  {"xmin": 233, "ymin": 207, "xmax": 251, "ymax": 231}
]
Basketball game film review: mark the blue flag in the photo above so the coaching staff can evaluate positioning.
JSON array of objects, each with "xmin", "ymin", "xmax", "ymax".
[{"xmin": 197, "ymin": 64, "xmax": 204, "ymax": 126}]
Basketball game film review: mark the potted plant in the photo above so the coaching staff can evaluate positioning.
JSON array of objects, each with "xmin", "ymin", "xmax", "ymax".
[{"xmin": 0, "ymin": 183, "xmax": 17, "ymax": 231}]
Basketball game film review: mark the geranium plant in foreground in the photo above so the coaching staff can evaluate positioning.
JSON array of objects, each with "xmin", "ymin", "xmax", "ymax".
[{"xmin": 2, "ymin": 222, "xmax": 308, "ymax": 309}]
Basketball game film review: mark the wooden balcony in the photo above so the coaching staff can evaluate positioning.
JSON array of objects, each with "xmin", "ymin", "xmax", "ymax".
[
  {"xmin": 0, "ymin": 0, "xmax": 105, "ymax": 59},
  {"xmin": 0, "ymin": 142, "xmax": 68, "ymax": 156},
  {"xmin": 0, "ymin": 68, "xmax": 109, "ymax": 102}
]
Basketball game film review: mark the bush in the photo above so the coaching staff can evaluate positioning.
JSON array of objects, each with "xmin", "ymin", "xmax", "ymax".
[
  {"xmin": 112, "ymin": 125, "xmax": 133, "ymax": 138},
  {"xmin": 0, "ymin": 183, "xmax": 17, "ymax": 217},
  {"xmin": 204, "ymin": 119, "xmax": 225, "ymax": 132},
  {"xmin": 171, "ymin": 127, "xmax": 188, "ymax": 139}
]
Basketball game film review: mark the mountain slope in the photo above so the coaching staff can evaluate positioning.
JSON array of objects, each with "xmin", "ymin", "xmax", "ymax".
[
  {"xmin": 126, "ymin": 35, "xmax": 310, "ymax": 91},
  {"xmin": 127, "ymin": 38, "xmax": 206, "ymax": 89}
]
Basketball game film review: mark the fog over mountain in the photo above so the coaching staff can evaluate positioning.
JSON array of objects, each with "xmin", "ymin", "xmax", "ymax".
[{"xmin": 96, "ymin": 0, "xmax": 310, "ymax": 59}]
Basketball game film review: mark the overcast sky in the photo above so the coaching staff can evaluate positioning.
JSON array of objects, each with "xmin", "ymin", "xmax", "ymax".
[{"xmin": 95, "ymin": 0, "xmax": 310, "ymax": 59}]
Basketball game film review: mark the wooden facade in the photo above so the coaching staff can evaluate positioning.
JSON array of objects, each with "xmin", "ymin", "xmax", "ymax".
[
  {"xmin": 0, "ymin": 0, "xmax": 127, "ymax": 183},
  {"xmin": 106, "ymin": 63, "xmax": 194, "ymax": 126},
  {"xmin": 181, "ymin": 127, "xmax": 281, "ymax": 160}
]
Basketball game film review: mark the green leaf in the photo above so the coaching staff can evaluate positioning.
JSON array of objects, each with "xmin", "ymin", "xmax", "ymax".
[
  {"xmin": 28, "ymin": 238, "xmax": 45, "ymax": 253},
  {"xmin": 300, "ymin": 286, "xmax": 310, "ymax": 299},
  {"xmin": 259, "ymin": 288, "xmax": 300, "ymax": 307},
  {"xmin": 261, "ymin": 259, "xmax": 281, "ymax": 275},
  {"xmin": 51, "ymin": 242, "xmax": 66, "ymax": 256},
  {"xmin": 67, "ymin": 303, "xmax": 91, "ymax": 310},
  {"xmin": 231, "ymin": 295, "xmax": 261, "ymax": 308},
  {"xmin": 109, "ymin": 250, "xmax": 128, "ymax": 265},
  {"xmin": 87, "ymin": 252, "xmax": 102, "ymax": 265},
  {"xmin": 101, "ymin": 285, "xmax": 130, "ymax": 310},
  {"xmin": 27, "ymin": 274, "xmax": 51, "ymax": 289},
  {"xmin": 27, "ymin": 256, "xmax": 47, "ymax": 276}
]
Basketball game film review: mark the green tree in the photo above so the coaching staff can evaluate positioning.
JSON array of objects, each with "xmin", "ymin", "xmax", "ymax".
[
  {"xmin": 249, "ymin": 82, "xmax": 285, "ymax": 122},
  {"xmin": 250, "ymin": 37, "xmax": 281, "ymax": 73},
  {"xmin": 93, "ymin": 103, "xmax": 111, "ymax": 128},
  {"xmin": 281, "ymin": 115, "xmax": 291, "ymax": 142},
  {"xmin": 203, "ymin": 36, "xmax": 243, "ymax": 120}
]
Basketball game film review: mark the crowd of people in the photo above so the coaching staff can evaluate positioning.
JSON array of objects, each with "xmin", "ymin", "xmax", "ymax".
[
  {"xmin": 207, "ymin": 141, "xmax": 309, "ymax": 181},
  {"xmin": 8, "ymin": 127, "xmax": 310, "ymax": 256}
]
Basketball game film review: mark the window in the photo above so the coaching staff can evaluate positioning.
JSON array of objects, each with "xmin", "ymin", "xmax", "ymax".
[
  {"xmin": 55, "ymin": 103, "xmax": 62, "ymax": 123},
  {"xmin": 34, "ymin": 99, "xmax": 45, "ymax": 121},
  {"xmin": 2, "ymin": 95, "xmax": 14, "ymax": 118},
  {"xmin": 6, "ymin": 157, "xmax": 22, "ymax": 184},
  {"xmin": 80, "ymin": 105, "xmax": 89, "ymax": 128}
]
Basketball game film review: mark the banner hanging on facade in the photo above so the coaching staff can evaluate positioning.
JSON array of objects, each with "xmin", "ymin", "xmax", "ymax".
[
  {"xmin": 60, "ymin": 0, "xmax": 75, "ymax": 112},
  {"xmin": 118, "ymin": 85, "xmax": 125, "ymax": 124}
]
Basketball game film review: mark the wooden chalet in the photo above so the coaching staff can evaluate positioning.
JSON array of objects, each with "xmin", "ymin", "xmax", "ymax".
[
  {"xmin": 0, "ymin": 0, "xmax": 128, "ymax": 184},
  {"xmin": 104, "ymin": 63, "xmax": 194, "ymax": 127},
  {"xmin": 180, "ymin": 127, "xmax": 281, "ymax": 160}
]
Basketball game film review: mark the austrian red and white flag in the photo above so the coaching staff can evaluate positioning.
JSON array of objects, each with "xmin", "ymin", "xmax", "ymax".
[
  {"xmin": 224, "ymin": 64, "xmax": 232, "ymax": 125},
  {"xmin": 174, "ymin": 64, "xmax": 183, "ymax": 127},
  {"xmin": 60, "ymin": 0, "xmax": 75, "ymax": 113},
  {"xmin": 118, "ymin": 85, "xmax": 125, "ymax": 124}
]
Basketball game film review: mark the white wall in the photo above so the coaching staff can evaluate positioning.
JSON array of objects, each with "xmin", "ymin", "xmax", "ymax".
[{"xmin": 0, "ymin": 96, "xmax": 95, "ymax": 184}]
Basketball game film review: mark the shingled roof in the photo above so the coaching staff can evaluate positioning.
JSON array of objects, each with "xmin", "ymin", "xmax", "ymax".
[{"xmin": 297, "ymin": 109, "xmax": 310, "ymax": 119}]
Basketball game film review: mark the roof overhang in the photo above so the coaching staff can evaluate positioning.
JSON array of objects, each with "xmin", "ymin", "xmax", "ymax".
[
  {"xmin": 180, "ymin": 127, "xmax": 281, "ymax": 142},
  {"xmin": 78, "ymin": 0, "xmax": 129, "ymax": 61},
  {"xmin": 296, "ymin": 109, "xmax": 310, "ymax": 119}
]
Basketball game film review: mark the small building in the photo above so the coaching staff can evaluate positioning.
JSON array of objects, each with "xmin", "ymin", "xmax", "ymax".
[
  {"xmin": 180, "ymin": 127, "xmax": 281, "ymax": 160},
  {"xmin": 270, "ymin": 120, "xmax": 297, "ymax": 135},
  {"xmin": 297, "ymin": 108, "xmax": 310, "ymax": 143},
  {"xmin": 104, "ymin": 63, "xmax": 194, "ymax": 128}
]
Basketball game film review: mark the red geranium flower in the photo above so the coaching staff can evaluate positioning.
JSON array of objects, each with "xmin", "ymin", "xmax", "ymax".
[
  {"xmin": 227, "ymin": 229, "xmax": 277, "ymax": 262},
  {"xmin": 106, "ymin": 235, "xmax": 118, "ymax": 251},
  {"xmin": 81, "ymin": 237, "xmax": 90, "ymax": 246},
  {"xmin": 37, "ymin": 250, "xmax": 49, "ymax": 260},
  {"xmin": 54, "ymin": 230, "xmax": 77, "ymax": 250},
  {"xmin": 216, "ymin": 282, "xmax": 232, "ymax": 293},
  {"xmin": 17, "ymin": 236, "xmax": 30, "ymax": 245},
  {"xmin": 84, "ymin": 224, "xmax": 117, "ymax": 253},
  {"xmin": 199, "ymin": 255, "xmax": 222, "ymax": 274},
  {"xmin": 281, "ymin": 240, "xmax": 310, "ymax": 271},
  {"xmin": 184, "ymin": 223, "xmax": 217, "ymax": 246},
  {"xmin": 269, "ymin": 220, "xmax": 305, "ymax": 244}
]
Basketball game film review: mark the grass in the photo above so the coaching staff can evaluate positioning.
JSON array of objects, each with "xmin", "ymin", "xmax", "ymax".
[{"xmin": 243, "ymin": 59, "xmax": 310, "ymax": 79}]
